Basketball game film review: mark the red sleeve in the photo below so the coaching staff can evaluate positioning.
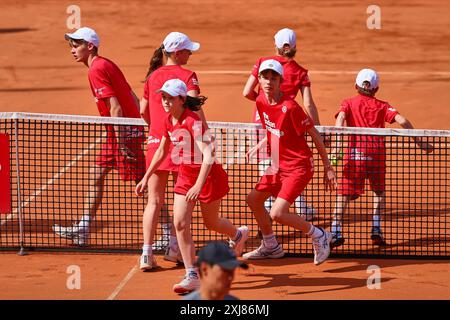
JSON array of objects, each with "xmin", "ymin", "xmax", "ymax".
[
  {"xmin": 384, "ymin": 103, "xmax": 399, "ymax": 124},
  {"xmin": 251, "ymin": 58, "xmax": 262, "ymax": 78},
  {"xmin": 143, "ymin": 78, "xmax": 150, "ymax": 100},
  {"xmin": 186, "ymin": 72, "xmax": 200, "ymax": 94},
  {"xmin": 291, "ymin": 103, "xmax": 314, "ymax": 136},
  {"xmin": 299, "ymin": 70, "xmax": 311, "ymax": 88},
  {"xmin": 88, "ymin": 65, "xmax": 116, "ymax": 99},
  {"xmin": 335, "ymin": 99, "xmax": 350, "ymax": 118}
]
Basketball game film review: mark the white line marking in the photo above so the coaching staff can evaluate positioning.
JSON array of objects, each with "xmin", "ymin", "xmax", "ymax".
[
  {"xmin": 107, "ymin": 265, "xmax": 138, "ymax": 300},
  {"xmin": 0, "ymin": 137, "xmax": 102, "ymax": 226}
]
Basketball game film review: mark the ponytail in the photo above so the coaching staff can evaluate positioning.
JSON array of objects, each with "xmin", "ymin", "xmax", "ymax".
[
  {"xmin": 144, "ymin": 44, "xmax": 165, "ymax": 81},
  {"xmin": 184, "ymin": 95, "xmax": 207, "ymax": 112},
  {"xmin": 277, "ymin": 47, "xmax": 297, "ymax": 58}
]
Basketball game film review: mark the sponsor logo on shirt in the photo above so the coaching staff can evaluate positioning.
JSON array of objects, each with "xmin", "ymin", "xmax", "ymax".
[
  {"xmin": 147, "ymin": 136, "xmax": 161, "ymax": 144},
  {"xmin": 192, "ymin": 78, "xmax": 199, "ymax": 86},
  {"xmin": 263, "ymin": 112, "xmax": 283, "ymax": 138},
  {"xmin": 388, "ymin": 107, "xmax": 397, "ymax": 112},
  {"xmin": 282, "ymin": 106, "xmax": 287, "ymax": 113},
  {"xmin": 350, "ymin": 148, "xmax": 373, "ymax": 161},
  {"xmin": 167, "ymin": 131, "xmax": 186, "ymax": 146}
]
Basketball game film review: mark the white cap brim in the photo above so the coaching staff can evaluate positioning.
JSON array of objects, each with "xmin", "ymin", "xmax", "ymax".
[{"xmin": 186, "ymin": 41, "xmax": 200, "ymax": 51}]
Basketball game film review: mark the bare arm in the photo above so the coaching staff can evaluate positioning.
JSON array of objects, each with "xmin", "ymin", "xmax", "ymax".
[
  {"xmin": 135, "ymin": 136, "xmax": 171, "ymax": 196},
  {"xmin": 105, "ymin": 96, "xmax": 124, "ymax": 143},
  {"xmin": 308, "ymin": 126, "xmax": 337, "ymax": 191},
  {"xmin": 300, "ymin": 86, "xmax": 320, "ymax": 125},
  {"xmin": 131, "ymin": 90, "xmax": 140, "ymax": 112},
  {"xmin": 395, "ymin": 114, "xmax": 434, "ymax": 153},
  {"xmin": 140, "ymin": 97, "xmax": 150, "ymax": 125},
  {"xmin": 242, "ymin": 75, "xmax": 259, "ymax": 101},
  {"xmin": 185, "ymin": 137, "xmax": 214, "ymax": 202}
]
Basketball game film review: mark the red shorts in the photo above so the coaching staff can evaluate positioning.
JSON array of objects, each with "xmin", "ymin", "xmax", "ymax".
[
  {"xmin": 174, "ymin": 163, "xmax": 229, "ymax": 203},
  {"xmin": 255, "ymin": 164, "xmax": 314, "ymax": 204},
  {"xmin": 338, "ymin": 156, "xmax": 386, "ymax": 196},
  {"xmin": 145, "ymin": 143, "xmax": 178, "ymax": 172},
  {"xmin": 96, "ymin": 139, "xmax": 146, "ymax": 182}
]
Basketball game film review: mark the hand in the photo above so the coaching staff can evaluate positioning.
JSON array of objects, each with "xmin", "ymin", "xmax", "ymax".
[
  {"xmin": 323, "ymin": 165, "xmax": 337, "ymax": 192},
  {"xmin": 418, "ymin": 142, "xmax": 434, "ymax": 154},
  {"xmin": 135, "ymin": 178, "xmax": 148, "ymax": 197},
  {"xmin": 186, "ymin": 183, "xmax": 202, "ymax": 202}
]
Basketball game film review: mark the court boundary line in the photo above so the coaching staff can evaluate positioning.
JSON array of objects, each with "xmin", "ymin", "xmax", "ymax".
[{"xmin": 107, "ymin": 265, "xmax": 138, "ymax": 300}]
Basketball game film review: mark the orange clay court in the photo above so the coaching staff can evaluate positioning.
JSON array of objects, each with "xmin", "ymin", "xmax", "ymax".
[{"xmin": 0, "ymin": 0, "xmax": 449, "ymax": 300}]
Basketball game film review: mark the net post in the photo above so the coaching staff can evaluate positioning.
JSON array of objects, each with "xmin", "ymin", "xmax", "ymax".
[{"xmin": 14, "ymin": 118, "xmax": 27, "ymax": 256}]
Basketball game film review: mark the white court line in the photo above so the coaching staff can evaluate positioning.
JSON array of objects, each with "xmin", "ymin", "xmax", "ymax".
[
  {"xmin": 0, "ymin": 137, "xmax": 102, "ymax": 226},
  {"xmin": 107, "ymin": 265, "xmax": 138, "ymax": 300},
  {"xmin": 196, "ymin": 70, "xmax": 450, "ymax": 76}
]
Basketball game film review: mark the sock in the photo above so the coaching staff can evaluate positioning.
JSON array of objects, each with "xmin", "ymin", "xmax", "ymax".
[
  {"xmin": 169, "ymin": 235, "xmax": 178, "ymax": 248},
  {"xmin": 162, "ymin": 223, "xmax": 171, "ymax": 237},
  {"xmin": 232, "ymin": 229, "xmax": 242, "ymax": 242},
  {"xmin": 262, "ymin": 234, "xmax": 278, "ymax": 249},
  {"xmin": 373, "ymin": 215, "xmax": 381, "ymax": 228},
  {"xmin": 142, "ymin": 244, "xmax": 152, "ymax": 255},
  {"xmin": 307, "ymin": 225, "xmax": 324, "ymax": 239},
  {"xmin": 78, "ymin": 215, "xmax": 91, "ymax": 229},
  {"xmin": 186, "ymin": 267, "xmax": 199, "ymax": 278},
  {"xmin": 331, "ymin": 220, "xmax": 342, "ymax": 234}
]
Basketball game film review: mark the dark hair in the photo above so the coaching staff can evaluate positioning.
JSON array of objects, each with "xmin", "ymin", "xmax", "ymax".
[
  {"xmin": 183, "ymin": 95, "xmax": 207, "ymax": 111},
  {"xmin": 144, "ymin": 44, "xmax": 167, "ymax": 80},
  {"xmin": 356, "ymin": 81, "xmax": 378, "ymax": 96},
  {"xmin": 277, "ymin": 47, "xmax": 297, "ymax": 58}
]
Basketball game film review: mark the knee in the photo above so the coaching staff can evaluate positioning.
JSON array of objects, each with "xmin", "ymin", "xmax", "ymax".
[
  {"xmin": 173, "ymin": 219, "xmax": 189, "ymax": 233},
  {"xmin": 269, "ymin": 209, "xmax": 283, "ymax": 223},
  {"xmin": 145, "ymin": 196, "xmax": 163, "ymax": 211},
  {"xmin": 246, "ymin": 191, "xmax": 260, "ymax": 210}
]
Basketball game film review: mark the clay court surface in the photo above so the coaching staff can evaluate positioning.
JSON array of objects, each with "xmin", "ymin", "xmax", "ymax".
[{"xmin": 1, "ymin": 0, "xmax": 450, "ymax": 299}]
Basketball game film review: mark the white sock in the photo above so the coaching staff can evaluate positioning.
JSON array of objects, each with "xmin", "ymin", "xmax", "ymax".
[
  {"xmin": 307, "ymin": 225, "xmax": 324, "ymax": 239},
  {"xmin": 142, "ymin": 244, "xmax": 152, "ymax": 255},
  {"xmin": 162, "ymin": 223, "xmax": 171, "ymax": 233},
  {"xmin": 232, "ymin": 229, "xmax": 242, "ymax": 242},
  {"xmin": 186, "ymin": 267, "xmax": 199, "ymax": 277},
  {"xmin": 373, "ymin": 215, "xmax": 381, "ymax": 228},
  {"xmin": 331, "ymin": 220, "xmax": 341, "ymax": 234},
  {"xmin": 169, "ymin": 235, "xmax": 178, "ymax": 248},
  {"xmin": 78, "ymin": 215, "xmax": 91, "ymax": 229},
  {"xmin": 262, "ymin": 234, "xmax": 278, "ymax": 249}
]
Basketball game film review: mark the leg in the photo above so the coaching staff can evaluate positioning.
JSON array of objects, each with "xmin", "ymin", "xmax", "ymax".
[
  {"xmin": 246, "ymin": 189, "xmax": 273, "ymax": 235},
  {"xmin": 140, "ymin": 171, "xmax": 170, "ymax": 270},
  {"xmin": 173, "ymin": 193, "xmax": 196, "ymax": 269},
  {"xmin": 200, "ymin": 200, "xmax": 249, "ymax": 256},
  {"xmin": 330, "ymin": 194, "xmax": 351, "ymax": 248},
  {"xmin": 53, "ymin": 164, "xmax": 111, "ymax": 246},
  {"xmin": 172, "ymin": 193, "xmax": 200, "ymax": 294},
  {"xmin": 371, "ymin": 190, "xmax": 386, "ymax": 246}
]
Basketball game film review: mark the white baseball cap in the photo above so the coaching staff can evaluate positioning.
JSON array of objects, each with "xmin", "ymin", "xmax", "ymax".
[
  {"xmin": 163, "ymin": 32, "xmax": 200, "ymax": 53},
  {"xmin": 274, "ymin": 28, "xmax": 296, "ymax": 49},
  {"xmin": 258, "ymin": 59, "xmax": 283, "ymax": 77},
  {"xmin": 156, "ymin": 79, "xmax": 187, "ymax": 97},
  {"xmin": 356, "ymin": 68, "xmax": 379, "ymax": 89},
  {"xmin": 65, "ymin": 27, "xmax": 100, "ymax": 48}
]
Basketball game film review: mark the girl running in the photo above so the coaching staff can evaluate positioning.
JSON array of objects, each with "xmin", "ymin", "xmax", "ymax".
[
  {"xmin": 136, "ymin": 79, "xmax": 248, "ymax": 294},
  {"xmin": 139, "ymin": 32, "xmax": 206, "ymax": 270},
  {"xmin": 243, "ymin": 59, "xmax": 336, "ymax": 265}
]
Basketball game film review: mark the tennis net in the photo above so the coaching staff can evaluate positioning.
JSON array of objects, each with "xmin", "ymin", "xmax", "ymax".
[{"xmin": 0, "ymin": 112, "xmax": 448, "ymax": 258}]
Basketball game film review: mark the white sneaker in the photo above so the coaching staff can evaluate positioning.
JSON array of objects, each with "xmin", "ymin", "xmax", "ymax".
[
  {"xmin": 152, "ymin": 235, "xmax": 170, "ymax": 251},
  {"xmin": 173, "ymin": 272, "xmax": 200, "ymax": 294},
  {"xmin": 164, "ymin": 244, "xmax": 183, "ymax": 264},
  {"xmin": 243, "ymin": 240, "xmax": 284, "ymax": 260},
  {"xmin": 139, "ymin": 254, "xmax": 158, "ymax": 271},
  {"xmin": 52, "ymin": 223, "xmax": 89, "ymax": 246},
  {"xmin": 229, "ymin": 226, "xmax": 249, "ymax": 257},
  {"xmin": 312, "ymin": 229, "xmax": 332, "ymax": 266}
]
